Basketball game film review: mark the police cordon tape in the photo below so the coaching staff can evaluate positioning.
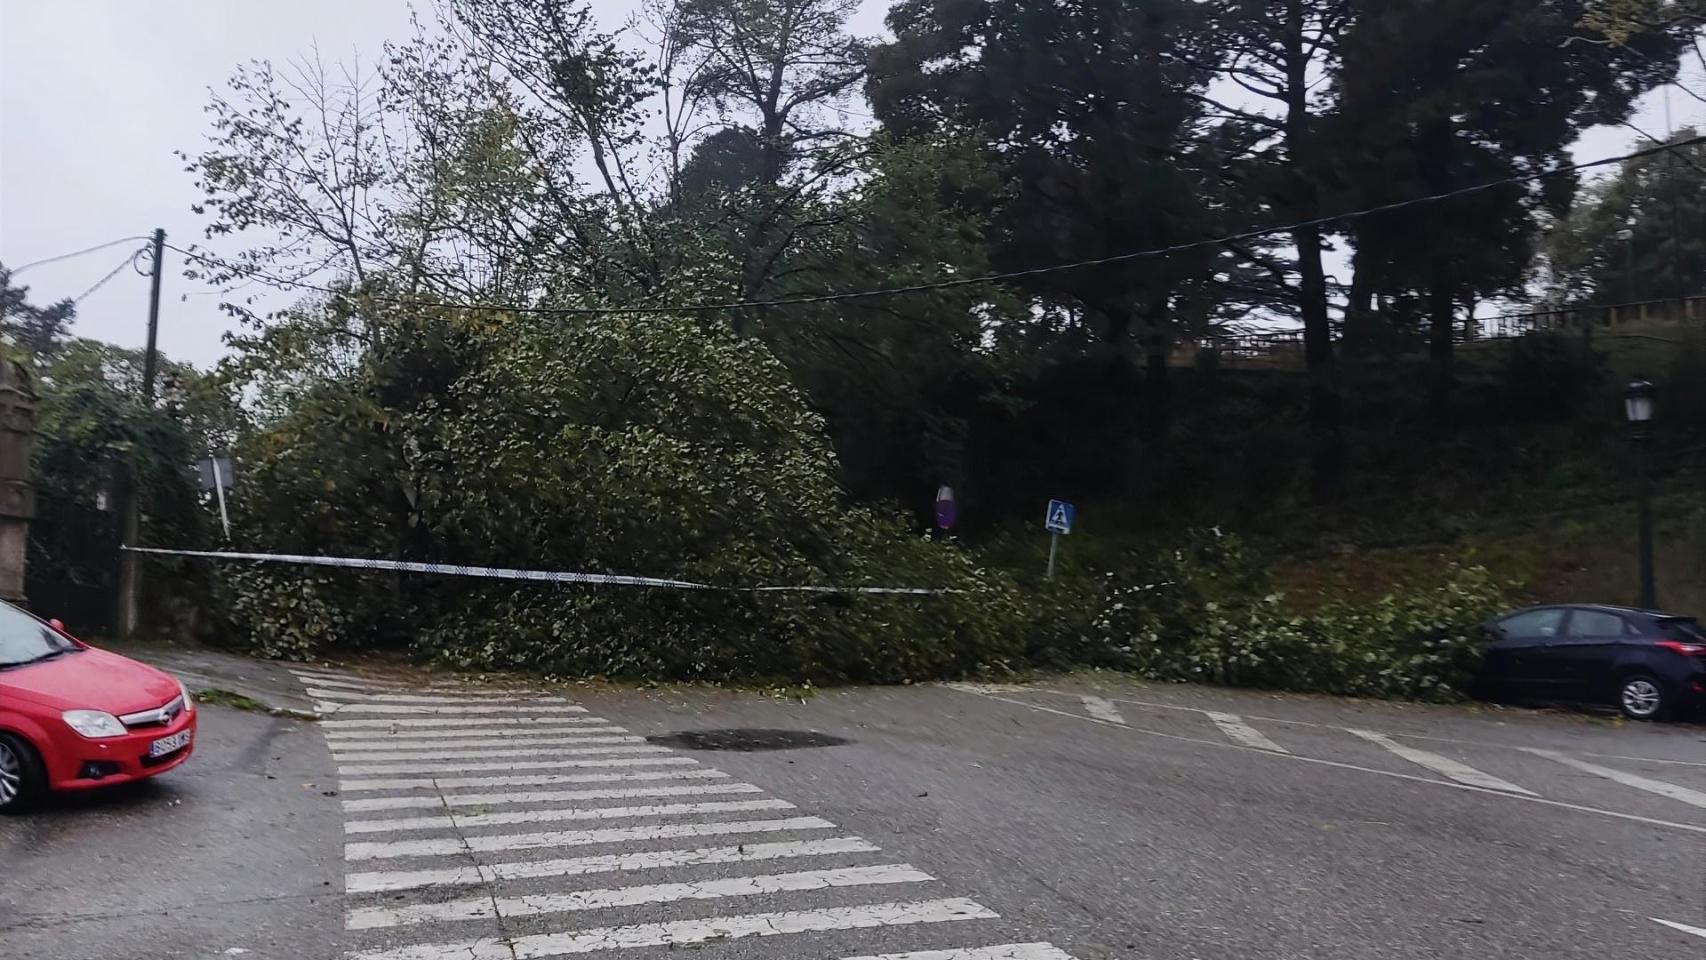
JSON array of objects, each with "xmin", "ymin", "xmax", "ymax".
[{"xmin": 120, "ymin": 546, "xmax": 955, "ymax": 595}]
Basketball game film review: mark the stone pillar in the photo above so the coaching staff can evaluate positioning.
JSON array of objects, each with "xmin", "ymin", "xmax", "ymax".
[{"xmin": 0, "ymin": 360, "xmax": 37, "ymax": 603}]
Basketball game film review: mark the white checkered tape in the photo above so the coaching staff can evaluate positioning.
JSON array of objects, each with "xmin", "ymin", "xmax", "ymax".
[{"xmin": 121, "ymin": 546, "xmax": 952, "ymax": 595}]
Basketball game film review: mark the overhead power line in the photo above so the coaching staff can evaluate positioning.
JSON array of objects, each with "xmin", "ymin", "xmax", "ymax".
[
  {"xmin": 8, "ymin": 236, "xmax": 152, "ymax": 276},
  {"xmin": 71, "ymin": 248, "xmax": 150, "ymax": 304},
  {"xmin": 162, "ymin": 134, "xmax": 1706, "ymax": 317}
]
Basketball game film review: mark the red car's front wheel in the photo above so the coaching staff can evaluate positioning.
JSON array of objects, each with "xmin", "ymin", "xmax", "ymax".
[{"xmin": 0, "ymin": 732, "xmax": 45, "ymax": 814}]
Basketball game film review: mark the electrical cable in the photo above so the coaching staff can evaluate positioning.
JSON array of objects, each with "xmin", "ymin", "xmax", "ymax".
[
  {"xmin": 9, "ymin": 236, "xmax": 152, "ymax": 276},
  {"xmin": 163, "ymin": 135, "xmax": 1706, "ymax": 317},
  {"xmin": 70, "ymin": 248, "xmax": 150, "ymax": 304}
]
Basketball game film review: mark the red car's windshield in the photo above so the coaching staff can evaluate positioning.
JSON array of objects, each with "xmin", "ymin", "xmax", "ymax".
[{"xmin": 0, "ymin": 604, "xmax": 77, "ymax": 668}]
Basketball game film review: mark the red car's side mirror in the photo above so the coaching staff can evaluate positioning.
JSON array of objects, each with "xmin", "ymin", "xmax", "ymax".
[{"xmin": 48, "ymin": 618, "xmax": 67, "ymax": 633}]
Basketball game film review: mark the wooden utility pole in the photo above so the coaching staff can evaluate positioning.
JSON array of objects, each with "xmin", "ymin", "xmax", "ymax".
[
  {"xmin": 0, "ymin": 360, "xmax": 37, "ymax": 603},
  {"xmin": 116, "ymin": 228, "xmax": 165, "ymax": 637}
]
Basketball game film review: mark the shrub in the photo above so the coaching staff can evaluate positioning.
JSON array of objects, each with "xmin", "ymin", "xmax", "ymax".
[
  {"xmin": 1095, "ymin": 530, "xmax": 1508, "ymax": 700},
  {"xmin": 220, "ymin": 568, "xmax": 359, "ymax": 661},
  {"xmin": 1494, "ymin": 331, "xmax": 1607, "ymax": 422},
  {"xmin": 220, "ymin": 310, "xmax": 1028, "ymax": 683}
]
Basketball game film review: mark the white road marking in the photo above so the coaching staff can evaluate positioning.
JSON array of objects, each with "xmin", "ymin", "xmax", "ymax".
[
  {"xmin": 329, "ymin": 739, "xmax": 647, "ymax": 760},
  {"xmin": 322, "ymin": 716, "xmax": 613, "ymax": 731},
  {"xmin": 1652, "ymin": 918, "xmax": 1706, "ymax": 940},
  {"xmin": 339, "ymin": 760, "xmax": 699, "ymax": 787},
  {"xmin": 345, "ymin": 797, "xmax": 796, "ymax": 834},
  {"xmin": 338, "ymin": 752, "xmax": 680, "ymax": 776},
  {"xmin": 315, "ymin": 702, "xmax": 588, "ymax": 715},
  {"xmin": 1206, "ymin": 712, "xmax": 1288, "ymax": 753},
  {"xmin": 947, "ymin": 688, "xmax": 1706, "ymax": 836},
  {"xmin": 1079, "ymin": 696, "xmax": 1125, "ymax": 725},
  {"xmin": 298, "ymin": 675, "xmax": 558, "ymax": 698},
  {"xmin": 1525, "ymin": 749, "xmax": 1706, "ymax": 810},
  {"xmin": 306, "ymin": 688, "xmax": 573, "ymax": 704},
  {"xmin": 342, "ymin": 782, "xmax": 762, "ymax": 812},
  {"xmin": 1345, "ymin": 729, "xmax": 1536, "ymax": 795},
  {"xmin": 289, "ymin": 676, "xmax": 399, "ymax": 693},
  {"xmin": 842, "ymin": 945, "xmax": 1079, "ymax": 960},
  {"xmin": 320, "ymin": 726, "xmax": 627, "ymax": 746},
  {"xmin": 344, "ymin": 816, "xmax": 836, "ymax": 860},
  {"xmin": 343, "ymin": 898, "xmax": 998, "ymax": 960},
  {"xmin": 344, "ymin": 837, "xmax": 881, "ymax": 894},
  {"xmin": 339, "ymin": 767, "xmax": 723, "ymax": 792},
  {"xmin": 1018, "ymin": 685, "xmax": 1706, "ymax": 768},
  {"xmin": 289, "ymin": 670, "xmax": 405, "ymax": 688},
  {"xmin": 327, "ymin": 730, "xmax": 630, "ymax": 749},
  {"xmin": 346, "ymin": 862, "xmax": 933, "ymax": 930}
]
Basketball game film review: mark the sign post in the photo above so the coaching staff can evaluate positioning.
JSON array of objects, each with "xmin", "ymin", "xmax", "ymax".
[
  {"xmin": 934, "ymin": 485, "xmax": 957, "ymax": 533},
  {"xmin": 197, "ymin": 457, "xmax": 235, "ymax": 540},
  {"xmin": 1044, "ymin": 499, "xmax": 1075, "ymax": 579}
]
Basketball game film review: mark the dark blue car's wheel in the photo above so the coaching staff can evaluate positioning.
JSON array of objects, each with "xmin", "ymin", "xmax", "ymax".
[
  {"xmin": 1617, "ymin": 673, "xmax": 1668, "ymax": 721},
  {"xmin": 0, "ymin": 732, "xmax": 45, "ymax": 813}
]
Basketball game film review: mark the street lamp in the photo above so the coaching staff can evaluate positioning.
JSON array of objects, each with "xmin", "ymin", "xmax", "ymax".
[
  {"xmin": 1614, "ymin": 227, "xmax": 1636, "ymax": 302},
  {"xmin": 1624, "ymin": 378, "xmax": 1657, "ymax": 609}
]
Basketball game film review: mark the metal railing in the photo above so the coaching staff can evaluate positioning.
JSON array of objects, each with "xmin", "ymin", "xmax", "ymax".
[{"xmin": 1184, "ymin": 295, "xmax": 1706, "ymax": 366}]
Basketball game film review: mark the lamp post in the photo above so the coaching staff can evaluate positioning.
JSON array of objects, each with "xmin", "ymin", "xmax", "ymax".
[
  {"xmin": 1624, "ymin": 378, "xmax": 1657, "ymax": 609},
  {"xmin": 1614, "ymin": 227, "xmax": 1636, "ymax": 303}
]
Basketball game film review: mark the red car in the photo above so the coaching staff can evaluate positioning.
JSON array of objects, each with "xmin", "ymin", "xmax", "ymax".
[{"xmin": 0, "ymin": 601, "xmax": 195, "ymax": 813}]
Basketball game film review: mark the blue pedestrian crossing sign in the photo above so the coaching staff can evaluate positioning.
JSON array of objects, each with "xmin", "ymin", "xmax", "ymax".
[{"xmin": 1045, "ymin": 500, "xmax": 1076, "ymax": 535}]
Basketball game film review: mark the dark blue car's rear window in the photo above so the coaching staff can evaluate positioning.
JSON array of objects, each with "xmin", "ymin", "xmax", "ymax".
[{"xmin": 1659, "ymin": 618, "xmax": 1705, "ymax": 641}]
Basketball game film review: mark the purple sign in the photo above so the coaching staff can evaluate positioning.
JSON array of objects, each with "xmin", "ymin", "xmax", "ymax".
[{"xmin": 935, "ymin": 485, "xmax": 958, "ymax": 530}]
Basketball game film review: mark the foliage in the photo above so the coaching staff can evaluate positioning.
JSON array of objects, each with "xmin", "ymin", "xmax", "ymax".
[
  {"xmin": 191, "ymin": 692, "xmax": 267, "ymax": 712},
  {"xmin": 1580, "ymin": 0, "xmax": 1706, "ymax": 43},
  {"xmin": 758, "ymin": 136, "xmax": 1022, "ymax": 512},
  {"xmin": 0, "ymin": 266, "xmax": 76, "ymax": 361},
  {"xmin": 191, "ymin": 688, "xmax": 268, "ymax": 712},
  {"xmin": 1541, "ymin": 129, "xmax": 1706, "ymax": 305},
  {"xmin": 1329, "ymin": 0, "xmax": 1684, "ymax": 428},
  {"xmin": 218, "ymin": 568, "xmax": 367, "ymax": 661},
  {"xmin": 1093, "ymin": 529, "xmax": 1509, "ymax": 700},
  {"xmin": 1488, "ymin": 331, "xmax": 1610, "ymax": 422},
  {"xmin": 3, "ymin": 265, "xmax": 235, "ymax": 632},
  {"xmin": 220, "ymin": 305, "xmax": 1027, "ymax": 681},
  {"xmin": 870, "ymin": 0, "xmax": 1243, "ymax": 444},
  {"xmin": 170, "ymin": 0, "xmax": 1700, "ymax": 693}
]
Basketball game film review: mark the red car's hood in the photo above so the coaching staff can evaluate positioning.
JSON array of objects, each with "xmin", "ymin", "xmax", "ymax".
[{"xmin": 1, "ymin": 645, "xmax": 179, "ymax": 714}]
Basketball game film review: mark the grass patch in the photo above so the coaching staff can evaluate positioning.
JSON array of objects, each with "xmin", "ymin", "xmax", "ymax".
[{"xmin": 193, "ymin": 688, "xmax": 266, "ymax": 712}]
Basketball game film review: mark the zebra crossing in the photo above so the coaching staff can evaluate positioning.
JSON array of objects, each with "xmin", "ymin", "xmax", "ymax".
[{"xmin": 291, "ymin": 666, "xmax": 1084, "ymax": 960}]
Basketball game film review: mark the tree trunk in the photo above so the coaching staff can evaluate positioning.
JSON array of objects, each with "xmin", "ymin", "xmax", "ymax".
[
  {"xmin": 1282, "ymin": 0, "xmax": 1342, "ymax": 502},
  {"xmin": 1296, "ymin": 224, "xmax": 1343, "ymax": 501},
  {"xmin": 1090, "ymin": 304, "xmax": 1143, "ymax": 485},
  {"xmin": 1428, "ymin": 276, "xmax": 1456, "ymax": 427},
  {"xmin": 1343, "ymin": 245, "xmax": 1376, "ymax": 358},
  {"xmin": 1140, "ymin": 294, "xmax": 1172, "ymax": 449}
]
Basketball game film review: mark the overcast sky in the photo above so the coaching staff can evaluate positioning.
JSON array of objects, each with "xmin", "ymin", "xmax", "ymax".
[{"xmin": 1, "ymin": 2, "xmax": 1698, "ymax": 370}]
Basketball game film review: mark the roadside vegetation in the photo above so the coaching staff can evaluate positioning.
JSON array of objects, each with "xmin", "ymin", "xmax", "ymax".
[
  {"xmin": 191, "ymin": 689, "xmax": 266, "ymax": 713},
  {"xmin": 3, "ymin": 1, "xmax": 1703, "ymax": 696}
]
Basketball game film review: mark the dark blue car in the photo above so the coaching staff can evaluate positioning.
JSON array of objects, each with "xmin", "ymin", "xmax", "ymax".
[{"xmin": 1475, "ymin": 604, "xmax": 1706, "ymax": 720}]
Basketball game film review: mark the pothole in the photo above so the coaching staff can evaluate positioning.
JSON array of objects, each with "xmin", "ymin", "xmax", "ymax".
[{"xmin": 646, "ymin": 728, "xmax": 852, "ymax": 752}]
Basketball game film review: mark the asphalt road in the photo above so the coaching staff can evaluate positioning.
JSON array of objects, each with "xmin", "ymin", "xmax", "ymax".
[
  {"xmin": 4, "ymin": 664, "xmax": 1704, "ymax": 960},
  {"xmin": 0, "ymin": 703, "xmax": 345, "ymax": 960}
]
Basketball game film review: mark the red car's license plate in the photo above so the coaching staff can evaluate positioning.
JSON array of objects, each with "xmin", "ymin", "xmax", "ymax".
[{"xmin": 149, "ymin": 730, "xmax": 192, "ymax": 758}]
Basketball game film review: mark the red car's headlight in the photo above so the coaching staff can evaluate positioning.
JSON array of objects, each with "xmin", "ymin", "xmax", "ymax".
[{"xmin": 63, "ymin": 710, "xmax": 126, "ymax": 739}]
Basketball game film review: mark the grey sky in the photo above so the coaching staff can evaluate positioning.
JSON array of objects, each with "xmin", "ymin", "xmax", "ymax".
[{"xmin": 0, "ymin": 1, "xmax": 1697, "ymax": 370}]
